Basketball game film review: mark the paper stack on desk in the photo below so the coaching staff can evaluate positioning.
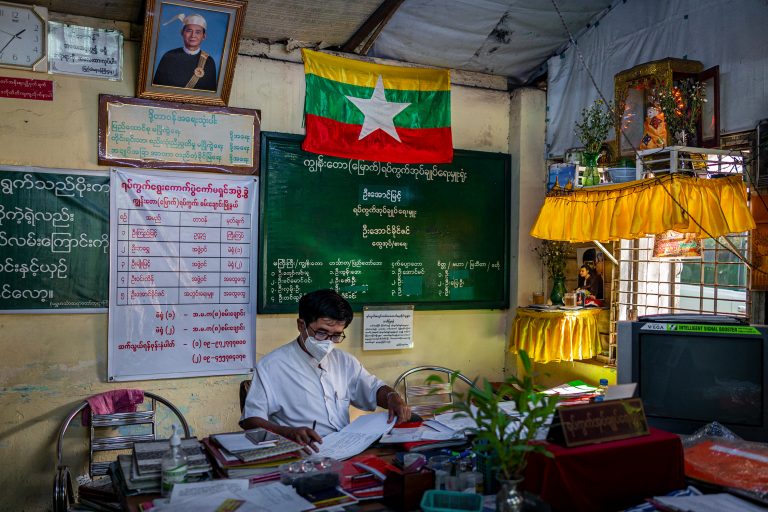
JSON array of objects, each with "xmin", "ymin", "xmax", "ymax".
[
  {"xmin": 203, "ymin": 430, "xmax": 302, "ymax": 481},
  {"xmin": 211, "ymin": 429, "xmax": 303, "ymax": 462},
  {"xmin": 541, "ymin": 380, "xmax": 599, "ymax": 405},
  {"xmin": 314, "ymin": 412, "xmax": 396, "ymax": 460},
  {"xmin": 379, "ymin": 414, "xmax": 469, "ymax": 452}
]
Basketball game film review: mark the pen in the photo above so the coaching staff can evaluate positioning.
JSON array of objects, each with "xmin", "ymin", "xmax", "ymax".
[{"xmin": 312, "ymin": 420, "xmax": 316, "ymax": 431}]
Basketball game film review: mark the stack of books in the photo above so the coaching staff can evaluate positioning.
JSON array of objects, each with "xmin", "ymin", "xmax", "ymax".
[
  {"xmin": 202, "ymin": 428, "xmax": 303, "ymax": 482},
  {"xmin": 541, "ymin": 380, "xmax": 599, "ymax": 406},
  {"xmin": 109, "ymin": 437, "xmax": 212, "ymax": 497}
]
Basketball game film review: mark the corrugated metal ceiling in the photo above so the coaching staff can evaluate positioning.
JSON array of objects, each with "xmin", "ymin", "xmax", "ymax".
[{"xmin": 11, "ymin": 0, "xmax": 611, "ymax": 84}]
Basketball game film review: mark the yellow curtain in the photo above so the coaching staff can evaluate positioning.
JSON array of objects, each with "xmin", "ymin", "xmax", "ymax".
[{"xmin": 530, "ymin": 174, "xmax": 755, "ymax": 243}]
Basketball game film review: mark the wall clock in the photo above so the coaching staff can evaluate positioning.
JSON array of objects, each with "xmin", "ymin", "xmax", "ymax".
[{"xmin": 0, "ymin": 1, "xmax": 47, "ymax": 71}]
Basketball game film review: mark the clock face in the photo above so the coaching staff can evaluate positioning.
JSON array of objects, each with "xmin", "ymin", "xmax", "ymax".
[{"xmin": 0, "ymin": 2, "xmax": 47, "ymax": 70}]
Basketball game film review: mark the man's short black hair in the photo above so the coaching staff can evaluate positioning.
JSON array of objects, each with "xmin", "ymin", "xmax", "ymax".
[{"xmin": 298, "ymin": 289, "xmax": 353, "ymax": 327}]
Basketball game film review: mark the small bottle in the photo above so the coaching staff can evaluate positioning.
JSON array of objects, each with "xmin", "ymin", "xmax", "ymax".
[
  {"xmin": 161, "ymin": 424, "xmax": 188, "ymax": 497},
  {"xmin": 594, "ymin": 378, "xmax": 609, "ymax": 402}
]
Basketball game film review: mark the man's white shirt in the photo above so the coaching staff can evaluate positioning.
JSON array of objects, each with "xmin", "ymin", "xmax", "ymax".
[{"xmin": 241, "ymin": 339, "xmax": 386, "ymax": 436}]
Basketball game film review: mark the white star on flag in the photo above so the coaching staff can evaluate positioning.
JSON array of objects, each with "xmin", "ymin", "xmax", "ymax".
[{"xmin": 346, "ymin": 75, "xmax": 411, "ymax": 142}]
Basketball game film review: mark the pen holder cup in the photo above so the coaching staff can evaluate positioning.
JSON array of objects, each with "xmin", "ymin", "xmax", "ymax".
[{"xmin": 383, "ymin": 467, "xmax": 435, "ymax": 512}]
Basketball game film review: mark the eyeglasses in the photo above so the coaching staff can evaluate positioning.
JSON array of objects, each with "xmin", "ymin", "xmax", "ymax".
[{"xmin": 306, "ymin": 324, "xmax": 346, "ymax": 343}]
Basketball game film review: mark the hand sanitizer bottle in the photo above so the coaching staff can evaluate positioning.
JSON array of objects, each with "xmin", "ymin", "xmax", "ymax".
[{"xmin": 161, "ymin": 424, "xmax": 188, "ymax": 497}]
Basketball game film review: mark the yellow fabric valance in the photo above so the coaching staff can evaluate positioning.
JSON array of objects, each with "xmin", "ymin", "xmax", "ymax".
[{"xmin": 530, "ymin": 174, "xmax": 756, "ymax": 243}]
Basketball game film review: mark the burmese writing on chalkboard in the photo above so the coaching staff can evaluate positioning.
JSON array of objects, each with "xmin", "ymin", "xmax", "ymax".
[
  {"xmin": 258, "ymin": 132, "xmax": 511, "ymax": 312},
  {"xmin": 0, "ymin": 167, "xmax": 110, "ymax": 313}
]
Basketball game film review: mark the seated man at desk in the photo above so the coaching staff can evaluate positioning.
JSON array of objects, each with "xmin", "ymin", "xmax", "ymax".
[{"xmin": 240, "ymin": 289, "xmax": 410, "ymax": 452}]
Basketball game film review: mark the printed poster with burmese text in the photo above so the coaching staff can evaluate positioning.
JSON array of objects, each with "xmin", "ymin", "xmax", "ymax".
[{"xmin": 107, "ymin": 168, "xmax": 257, "ymax": 381}]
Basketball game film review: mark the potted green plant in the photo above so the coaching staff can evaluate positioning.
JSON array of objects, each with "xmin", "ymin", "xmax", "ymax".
[
  {"xmin": 533, "ymin": 240, "xmax": 571, "ymax": 305},
  {"xmin": 574, "ymin": 99, "xmax": 616, "ymax": 186},
  {"xmin": 431, "ymin": 350, "xmax": 559, "ymax": 512}
]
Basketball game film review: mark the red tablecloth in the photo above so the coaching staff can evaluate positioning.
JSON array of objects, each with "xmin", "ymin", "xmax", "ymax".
[{"xmin": 522, "ymin": 427, "xmax": 685, "ymax": 512}]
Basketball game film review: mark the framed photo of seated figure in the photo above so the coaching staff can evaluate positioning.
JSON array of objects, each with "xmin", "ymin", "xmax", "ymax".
[{"xmin": 137, "ymin": 0, "xmax": 246, "ymax": 106}]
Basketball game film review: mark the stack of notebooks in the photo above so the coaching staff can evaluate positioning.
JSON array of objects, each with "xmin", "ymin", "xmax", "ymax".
[
  {"xmin": 541, "ymin": 380, "xmax": 600, "ymax": 406},
  {"xmin": 109, "ymin": 437, "xmax": 212, "ymax": 496},
  {"xmin": 202, "ymin": 428, "xmax": 303, "ymax": 483}
]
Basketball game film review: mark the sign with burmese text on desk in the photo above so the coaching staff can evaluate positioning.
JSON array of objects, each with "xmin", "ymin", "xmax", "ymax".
[
  {"xmin": 107, "ymin": 168, "xmax": 257, "ymax": 381},
  {"xmin": 555, "ymin": 398, "xmax": 649, "ymax": 447},
  {"xmin": 259, "ymin": 132, "xmax": 511, "ymax": 312},
  {"xmin": 98, "ymin": 95, "xmax": 260, "ymax": 174}
]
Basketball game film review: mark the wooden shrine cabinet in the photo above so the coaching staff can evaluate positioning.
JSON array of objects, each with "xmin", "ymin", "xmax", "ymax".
[{"xmin": 613, "ymin": 58, "xmax": 720, "ymax": 158}]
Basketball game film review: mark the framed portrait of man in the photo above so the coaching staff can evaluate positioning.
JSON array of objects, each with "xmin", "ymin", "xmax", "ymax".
[{"xmin": 137, "ymin": 0, "xmax": 246, "ymax": 106}]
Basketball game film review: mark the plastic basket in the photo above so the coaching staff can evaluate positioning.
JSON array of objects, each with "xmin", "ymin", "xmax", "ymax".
[
  {"xmin": 420, "ymin": 490, "xmax": 484, "ymax": 512},
  {"xmin": 608, "ymin": 166, "xmax": 636, "ymax": 183}
]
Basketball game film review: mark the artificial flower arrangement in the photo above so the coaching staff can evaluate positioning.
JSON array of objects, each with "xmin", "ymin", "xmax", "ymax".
[
  {"xmin": 652, "ymin": 78, "xmax": 706, "ymax": 145},
  {"xmin": 533, "ymin": 240, "xmax": 571, "ymax": 278}
]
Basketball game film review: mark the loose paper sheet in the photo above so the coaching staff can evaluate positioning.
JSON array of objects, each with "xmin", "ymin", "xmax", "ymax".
[{"xmin": 315, "ymin": 412, "xmax": 395, "ymax": 460}]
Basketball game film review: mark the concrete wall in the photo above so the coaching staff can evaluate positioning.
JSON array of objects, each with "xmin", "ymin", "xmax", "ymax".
[{"xmin": 0, "ymin": 41, "xmax": 545, "ymax": 511}]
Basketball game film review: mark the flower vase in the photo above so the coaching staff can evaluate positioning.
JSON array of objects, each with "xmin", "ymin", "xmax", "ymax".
[
  {"xmin": 582, "ymin": 152, "xmax": 601, "ymax": 186},
  {"xmin": 550, "ymin": 275, "xmax": 566, "ymax": 305},
  {"xmin": 496, "ymin": 478, "xmax": 524, "ymax": 512}
]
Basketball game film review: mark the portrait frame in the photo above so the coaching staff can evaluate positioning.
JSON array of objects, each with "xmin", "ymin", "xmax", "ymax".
[{"xmin": 137, "ymin": 0, "xmax": 247, "ymax": 106}]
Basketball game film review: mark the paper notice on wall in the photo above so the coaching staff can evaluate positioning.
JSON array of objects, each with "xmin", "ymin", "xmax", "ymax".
[
  {"xmin": 48, "ymin": 22, "xmax": 123, "ymax": 80},
  {"xmin": 363, "ymin": 306, "xmax": 414, "ymax": 350}
]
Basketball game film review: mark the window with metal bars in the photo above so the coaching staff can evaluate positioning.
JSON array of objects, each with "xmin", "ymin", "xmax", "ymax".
[
  {"xmin": 608, "ymin": 144, "xmax": 752, "ymax": 364},
  {"xmin": 615, "ymin": 234, "xmax": 750, "ymax": 320}
]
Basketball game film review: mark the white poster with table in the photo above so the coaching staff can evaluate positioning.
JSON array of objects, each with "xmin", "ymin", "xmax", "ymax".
[{"xmin": 108, "ymin": 168, "xmax": 257, "ymax": 381}]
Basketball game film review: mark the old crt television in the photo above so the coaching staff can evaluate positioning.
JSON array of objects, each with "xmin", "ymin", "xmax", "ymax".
[{"xmin": 617, "ymin": 315, "xmax": 768, "ymax": 442}]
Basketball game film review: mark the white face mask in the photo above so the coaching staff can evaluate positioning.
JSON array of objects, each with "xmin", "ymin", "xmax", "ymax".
[{"xmin": 303, "ymin": 328, "xmax": 334, "ymax": 361}]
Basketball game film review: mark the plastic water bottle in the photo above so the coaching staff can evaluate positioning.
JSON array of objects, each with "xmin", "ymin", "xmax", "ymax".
[
  {"xmin": 597, "ymin": 378, "xmax": 609, "ymax": 401},
  {"xmin": 161, "ymin": 424, "xmax": 188, "ymax": 497}
]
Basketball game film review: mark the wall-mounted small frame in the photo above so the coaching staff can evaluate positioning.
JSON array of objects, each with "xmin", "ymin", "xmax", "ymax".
[{"xmin": 137, "ymin": 0, "xmax": 246, "ymax": 106}]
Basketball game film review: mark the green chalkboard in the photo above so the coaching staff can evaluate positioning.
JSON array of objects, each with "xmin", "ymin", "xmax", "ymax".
[
  {"xmin": 0, "ymin": 168, "xmax": 109, "ymax": 311},
  {"xmin": 259, "ymin": 133, "xmax": 510, "ymax": 313}
]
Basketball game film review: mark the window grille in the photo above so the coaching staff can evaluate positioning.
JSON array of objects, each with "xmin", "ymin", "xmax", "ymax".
[{"xmin": 607, "ymin": 146, "xmax": 751, "ymax": 364}]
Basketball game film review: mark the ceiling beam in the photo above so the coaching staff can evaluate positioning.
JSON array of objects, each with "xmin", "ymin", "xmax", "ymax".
[{"xmin": 340, "ymin": 0, "xmax": 404, "ymax": 54}]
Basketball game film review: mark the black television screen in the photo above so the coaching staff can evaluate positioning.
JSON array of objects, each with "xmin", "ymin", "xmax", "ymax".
[{"xmin": 618, "ymin": 318, "xmax": 768, "ymax": 441}]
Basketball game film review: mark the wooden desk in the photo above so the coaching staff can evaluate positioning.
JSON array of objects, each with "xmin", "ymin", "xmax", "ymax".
[{"xmin": 509, "ymin": 307, "xmax": 604, "ymax": 363}]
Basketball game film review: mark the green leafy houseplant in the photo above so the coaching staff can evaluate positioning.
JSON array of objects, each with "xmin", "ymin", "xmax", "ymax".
[
  {"xmin": 430, "ymin": 350, "xmax": 560, "ymax": 481},
  {"xmin": 574, "ymin": 99, "xmax": 616, "ymax": 154}
]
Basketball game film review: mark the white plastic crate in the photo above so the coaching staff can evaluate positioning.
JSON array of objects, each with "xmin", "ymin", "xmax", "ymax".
[{"xmin": 635, "ymin": 146, "xmax": 745, "ymax": 180}]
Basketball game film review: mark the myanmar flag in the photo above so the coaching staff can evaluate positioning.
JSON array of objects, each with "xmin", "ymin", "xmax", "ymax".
[{"xmin": 301, "ymin": 49, "xmax": 453, "ymax": 164}]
